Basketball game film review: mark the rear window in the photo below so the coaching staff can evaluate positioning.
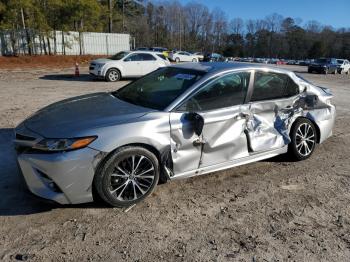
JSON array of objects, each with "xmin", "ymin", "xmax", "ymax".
[{"xmin": 156, "ymin": 54, "xmax": 168, "ymax": 61}]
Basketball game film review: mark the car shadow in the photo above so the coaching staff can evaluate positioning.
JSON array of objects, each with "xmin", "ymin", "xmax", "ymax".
[
  {"xmin": 39, "ymin": 74, "xmax": 102, "ymax": 82},
  {"xmin": 262, "ymin": 153, "xmax": 296, "ymax": 163},
  {"xmin": 0, "ymin": 128, "xmax": 108, "ymax": 216}
]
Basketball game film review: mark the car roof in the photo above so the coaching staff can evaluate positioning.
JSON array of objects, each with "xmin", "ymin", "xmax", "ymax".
[
  {"xmin": 169, "ymin": 62, "xmax": 293, "ymax": 75},
  {"xmin": 129, "ymin": 50, "xmax": 163, "ymax": 55}
]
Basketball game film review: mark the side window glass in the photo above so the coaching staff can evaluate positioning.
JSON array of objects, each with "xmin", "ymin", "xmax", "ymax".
[
  {"xmin": 179, "ymin": 72, "xmax": 250, "ymax": 111},
  {"xmin": 251, "ymin": 72, "xmax": 299, "ymax": 102},
  {"xmin": 125, "ymin": 54, "xmax": 141, "ymax": 62},
  {"xmin": 284, "ymin": 77, "xmax": 299, "ymax": 97},
  {"xmin": 139, "ymin": 53, "xmax": 156, "ymax": 61}
]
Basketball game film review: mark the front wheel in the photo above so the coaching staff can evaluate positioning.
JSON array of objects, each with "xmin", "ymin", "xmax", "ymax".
[
  {"xmin": 192, "ymin": 58, "xmax": 198, "ymax": 62},
  {"xmin": 175, "ymin": 57, "xmax": 180, "ymax": 63},
  {"xmin": 288, "ymin": 118, "xmax": 318, "ymax": 161},
  {"xmin": 94, "ymin": 146, "xmax": 159, "ymax": 207},
  {"xmin": 105, "ymin": 68, "xmax": 121, "ymax": 82}
]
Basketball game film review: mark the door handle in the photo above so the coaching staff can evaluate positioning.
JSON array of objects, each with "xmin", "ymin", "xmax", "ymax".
[
  {"xmin": 235, "ymin": 112, "xmax": 249, "ymax": 120},
  {"xmin": 193, "ymin": 138, "xmax": 206, "ymax": 147},
  {"xmin": 240, "ymin": 112, "xmax": 250, "ymax": 118}
]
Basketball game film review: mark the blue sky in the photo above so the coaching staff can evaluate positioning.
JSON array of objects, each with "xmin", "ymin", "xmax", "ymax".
[{"xmin": 177, "ymin": 0, "xmax": 350, "ymax": 29}]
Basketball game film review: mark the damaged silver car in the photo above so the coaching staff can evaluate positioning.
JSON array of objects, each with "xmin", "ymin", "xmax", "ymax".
[{"xmin": 14, "ymin": 63, "xmax": 336, "ymax": 207}]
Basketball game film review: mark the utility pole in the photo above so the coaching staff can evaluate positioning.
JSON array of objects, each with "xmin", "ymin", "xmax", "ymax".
[
  {"xmin": 108, "ymin": 0, "xmax": 113, "ymax": 33},
  {"xmin": 20, "ymin": 8, "xmax": 26, "ymax": 29},
  {"xmin": 122, "ymin": 0, "xmax": 125, "ymax": 32}
]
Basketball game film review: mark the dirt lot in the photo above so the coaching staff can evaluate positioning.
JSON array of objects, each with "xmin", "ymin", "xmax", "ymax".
[{"xmin": 0, "ymin": 64, "xmax": 350, "ymax": 261}]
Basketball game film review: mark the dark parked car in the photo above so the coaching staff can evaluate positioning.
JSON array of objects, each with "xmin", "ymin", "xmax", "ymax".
[
  {"xmin": 203, "ymin": 53, "xmax": 226, "ymax": 62},
  {"xmin": 308, "ymin": 58, "xmax": 338, "ymax": 74}
]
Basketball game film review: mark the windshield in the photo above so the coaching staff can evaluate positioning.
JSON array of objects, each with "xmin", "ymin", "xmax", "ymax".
[
  {"xmin": 315, "ymin": 58, "xmax": 328, "ymax": 64},
  {"xmin": 112, "ymin": 67, "xmax": 205, "ymax": 110},
  {"xmin": 337, "ymin": 59, "xmax": 344, "ymax": 64},
  {"xmin": 109, "ymin": 51, "xmax": 130, "ymax": 60}
]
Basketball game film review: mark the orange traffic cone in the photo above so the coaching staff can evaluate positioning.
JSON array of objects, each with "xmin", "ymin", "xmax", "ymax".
[{"xmin": 75, "ymin": 62, "xmax": 80, "ymax": 77}]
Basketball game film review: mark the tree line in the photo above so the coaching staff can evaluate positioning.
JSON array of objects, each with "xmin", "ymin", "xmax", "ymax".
[{"xmin": 0, "ymin": 0, "xmax": 349, "ymax": 59}]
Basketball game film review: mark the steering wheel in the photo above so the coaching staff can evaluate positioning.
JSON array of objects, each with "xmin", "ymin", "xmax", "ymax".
[{"xmin": 189, "ymin": 98, "xmax": 202, "ymax": 111}]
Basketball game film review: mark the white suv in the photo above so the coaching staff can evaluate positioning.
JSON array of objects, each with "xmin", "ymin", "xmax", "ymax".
[
  {"xmin": 337, "ymin": 59, "xmax": 350, "ymax": 74},
  {"xmin": 89, "ymin": 51, "xmax": 170, "ymax": 82}
]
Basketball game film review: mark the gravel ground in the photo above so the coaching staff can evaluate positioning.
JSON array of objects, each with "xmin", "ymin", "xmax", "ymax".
[{"xmin": 0, "ymin": 65, "xmax": 350, "ymax": 261}]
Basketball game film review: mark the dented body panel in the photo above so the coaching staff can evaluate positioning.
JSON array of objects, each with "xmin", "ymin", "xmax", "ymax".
[{"xmin": 15, "ymin": 62, "xmax": 336, "ymax": 204}]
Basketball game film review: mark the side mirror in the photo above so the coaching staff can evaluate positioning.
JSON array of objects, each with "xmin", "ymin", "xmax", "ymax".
[{"xmin": 184, "ymin": 112, "xmax": 204, "ymax": 136}]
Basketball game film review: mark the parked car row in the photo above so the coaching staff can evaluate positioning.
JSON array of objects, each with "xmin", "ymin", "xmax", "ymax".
[
  {"xmin": 90, "ymin": 50, "xmax": 350, "ymax": 82},
  {"xmin": 308, "ymin": 58, "xmax": 350, "ymax": 74}
]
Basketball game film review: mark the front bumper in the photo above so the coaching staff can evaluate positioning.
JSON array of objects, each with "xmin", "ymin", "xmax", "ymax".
[
  {"xmin": 17, "ymin": 147, "xmax": 103, "ymax": 205},
  {"xmin": 89, "ymin": 68, "xmax": 104, "ymax": 78},
  {"xmin": 308, "ymin": 66, "xmax": 327, "ymax": 73}
]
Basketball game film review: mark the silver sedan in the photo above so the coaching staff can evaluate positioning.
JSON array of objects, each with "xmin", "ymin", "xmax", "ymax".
[{"xmin": 14, "ymin": 63, "xmax": 336, "ymax": 207}]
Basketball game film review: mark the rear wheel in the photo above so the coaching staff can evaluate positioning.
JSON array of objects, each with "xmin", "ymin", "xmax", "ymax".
[
  {"xmin": 105, "ymin": 68, "xmax": 121, "ymax": 82},
  {"xmin": 324, "ymin": 68, "xmax": 328, "ymax": 74},
  {"xmin": 175, "ymin": 57, "xmax": 180, "ymax": 63},
  {"xmin": 288, "ymin": 118, "xmax": 317, "ymax": 161},
  {"xmin": 94, "ymin": 146, "xmax": 159, "ymax": 207}
]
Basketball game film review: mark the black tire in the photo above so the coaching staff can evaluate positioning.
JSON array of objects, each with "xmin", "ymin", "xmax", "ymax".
[
  {"xmin": 192, "ymin": 58, "xmax": 197, "ymax": 62},
  {"xmin": 288, "ymin": 118, "xmax": 318, "ymax": 161},
  {"xmin": 324, "ymin": 68, "xmax": 328, "ymax": 74},
  {"xmin": 105, "ymin": 68, "xmax": 121, "ymax": 82},
  {"xmin": 94, "ymin": 146, "xmax": 159, "ymax": 207},
  {"xmin": 175, "ymin": 57, "xmax": 180, "ymax": 63},
  {"xmin": 333, "ymin": 68, "xmax": 337, "ymax": 74}
]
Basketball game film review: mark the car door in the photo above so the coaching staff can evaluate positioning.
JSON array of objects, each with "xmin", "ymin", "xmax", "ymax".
[
  {"xmin": 330, "ymin": 59, "xmax": 338, "ymax": 73},
  {"xmin": 170, "ymin": 71, "xmax": 252, "ymax": 174},
  {"xmin": 345, "ymin": 60, "xmax": 350, "ymax": 72},
  {"xmin": 245, "ymin": 70, "xmax": 301, "ymax": 152},
  {"xmin": 122, "ymin": 54, "xmax": 143, "ymax": 76},
  {"xmin": 137, "ymin": 53, "xmax": 159, "ymax": 75},
  {"xmin": 183, "ymin": 52, "xmax": 192, "ymax": 62},
  {"xmin": 176, "ymin": 52, "xmax": 184, "ymax": 62}
]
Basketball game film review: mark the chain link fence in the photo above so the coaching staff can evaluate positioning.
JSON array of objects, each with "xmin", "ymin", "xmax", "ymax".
[{"xmin": 0, "ymin": 30, "xmax": 131, "ymax": 56}]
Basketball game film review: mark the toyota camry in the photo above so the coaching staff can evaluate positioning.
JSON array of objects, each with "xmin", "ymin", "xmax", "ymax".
[{"xmin": 15, "ymin": 63, "xmax": 336, "ymax": 207}]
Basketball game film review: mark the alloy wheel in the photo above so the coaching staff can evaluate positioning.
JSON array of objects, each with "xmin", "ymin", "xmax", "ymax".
[
  {"xmin": 295, "ymin": 123, "xmax": 315, "ymax": 157},
  {"xmin": 109, "ymin": 155, "xmax": 155, "ymax": 201},
  {"xmin": 108, "ymin": 70, "xmax": 119, "ymax": 81}
]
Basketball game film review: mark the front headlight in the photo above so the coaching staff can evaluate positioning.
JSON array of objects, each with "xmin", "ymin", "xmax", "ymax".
[{"xmin": 33, "ymin": 136, "xmax": 97, "ymax": 152}]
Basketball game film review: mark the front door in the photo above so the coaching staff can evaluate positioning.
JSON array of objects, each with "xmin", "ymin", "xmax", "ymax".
[
  {"xmin": 137, "ymin": 53, "xmax": 159, "ymax": 75},
  {"xmin": 122, "ymin": 54, "xmax": 143, "ymax": 76},
  {"xmin": 170, "ymin": 71, "xmax": 251, "ymax": 175}
]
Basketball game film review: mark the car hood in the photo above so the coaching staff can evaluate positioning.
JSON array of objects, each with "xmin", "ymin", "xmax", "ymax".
[
  {"xmin": 91, "ymin": 58, "xmax": 112, "ymax": 64},
  {"xmin": 311, "ymin": 62, "xmax": 327, "ymax": 66},
  {"xmin": 24, "ymin": 92, "xmax": 153, "ymax": 138}
]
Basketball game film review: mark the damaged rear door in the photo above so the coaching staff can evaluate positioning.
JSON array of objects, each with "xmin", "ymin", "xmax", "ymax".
[
  {"xmin": 170, "ymin": 71, "xmax": 252, "ymax": 174},
  {"xmin": 245, "ymin": 70, "xmax": 301, "ymax": 152}
]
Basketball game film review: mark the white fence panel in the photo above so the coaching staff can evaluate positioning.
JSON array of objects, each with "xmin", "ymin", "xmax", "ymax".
[{"xmin": 0, "ymin": 30, "xmax": 130, "ymax": 56}]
